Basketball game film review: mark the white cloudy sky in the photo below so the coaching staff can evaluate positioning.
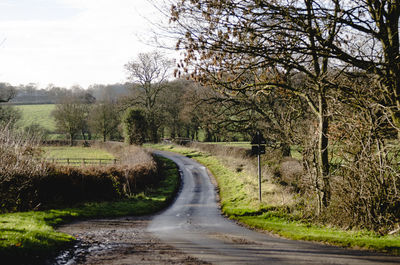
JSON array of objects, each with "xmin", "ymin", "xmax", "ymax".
[{"xmin": 0, "ymin": 0, "xmax": 172, "ymax": 88}]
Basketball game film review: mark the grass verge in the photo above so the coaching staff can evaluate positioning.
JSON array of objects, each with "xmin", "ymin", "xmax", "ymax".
[
  {"xmin": 0, "ymin": 156, "xmax": 180, "ymax": 264},
  {"xmin": 146, "ymin": 143, "xmax": 400, "ymax": 255}
]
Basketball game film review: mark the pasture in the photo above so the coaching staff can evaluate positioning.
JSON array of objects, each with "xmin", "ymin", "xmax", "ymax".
[
  {"xmin": 42, "ymin": 146, "xmax": 115, "ymax": 165},
  {"xmin": 15, "ymin": 104, "xmax": 56, "ymax": 132}
]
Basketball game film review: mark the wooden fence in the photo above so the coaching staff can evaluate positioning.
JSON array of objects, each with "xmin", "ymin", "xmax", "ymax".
[{"xmin": 46, "ymin": 158, "xmax": 120, "ymax": 166}]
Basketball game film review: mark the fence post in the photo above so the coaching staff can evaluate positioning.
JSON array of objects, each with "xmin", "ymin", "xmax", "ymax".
[
  {"xmin": 114, "ymin": 159, "xmax": 117, "ymax": 165},
  {"xmin": 67, "ymin": 158, "xmax": 69, "ymax": 165}
]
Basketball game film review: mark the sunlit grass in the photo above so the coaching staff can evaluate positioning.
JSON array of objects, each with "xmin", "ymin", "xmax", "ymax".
[
  {"xmin": 203, "ymin": 141, "xmax": 252, "ymax": 148},
  {"xmin": 42, "ymin": 146, "xmax": 115, "ymax": 159},
  {"xmin": 15, "ymin": 104, "xmax": 56, "ymax": 131}
]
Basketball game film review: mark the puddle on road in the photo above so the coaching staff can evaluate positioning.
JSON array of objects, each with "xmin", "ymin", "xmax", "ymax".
[{"xmin": 49, "ymin": 241, "xmax": 131, "ymax": 265}]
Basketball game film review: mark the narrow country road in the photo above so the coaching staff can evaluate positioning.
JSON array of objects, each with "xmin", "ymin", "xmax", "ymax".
[{"xmin": 149, "ymin": 150, "xmax": 400, "ymax": 265}]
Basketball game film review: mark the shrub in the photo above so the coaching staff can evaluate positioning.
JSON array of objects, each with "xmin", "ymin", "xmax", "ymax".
[
  {"xmin": 122, "ymin": 108, "xmax": 147, "ymax": 145},
  {"xmin": 0, "ymin": 126, "xmax": 49, "ymax": 211}
]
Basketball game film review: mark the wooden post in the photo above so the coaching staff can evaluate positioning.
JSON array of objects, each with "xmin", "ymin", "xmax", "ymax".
[{"xmin": 258, "ymin": 152, "xmax": 262, "ymax": 202}]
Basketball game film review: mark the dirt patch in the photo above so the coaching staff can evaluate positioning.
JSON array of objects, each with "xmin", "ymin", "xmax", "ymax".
[{"xmin": 52, "ymin": 216, "xmax": 210, "ymax": 265}]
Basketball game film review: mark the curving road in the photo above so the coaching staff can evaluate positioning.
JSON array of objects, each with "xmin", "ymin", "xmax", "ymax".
[{"xmin": 148, "ymin": 150, "xmax": 400, "ymax": 265}]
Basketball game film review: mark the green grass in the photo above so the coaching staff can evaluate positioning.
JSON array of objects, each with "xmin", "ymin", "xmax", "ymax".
[
  {"xmin": 0, "ymin": 156, "xmax": 180, "ymax": 263},
  {"xmin": 42, "ymin": 146, "xmax": 115, "ymax": 160},
  {"xmin": 15, "ymin": 104, "xmax": 56, "ymax": 132},
  {"xmin": 147, "ymin": 143, "xmax": 400, "ymax": 255},
  {"xmin": 203, "ymin": 141, "xmax": 252, "ymax": 148}
]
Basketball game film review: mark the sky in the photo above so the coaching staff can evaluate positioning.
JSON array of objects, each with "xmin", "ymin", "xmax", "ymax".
[{"xmin": 0, "ymin": 0, "xmax": 173, "ymax": 88}]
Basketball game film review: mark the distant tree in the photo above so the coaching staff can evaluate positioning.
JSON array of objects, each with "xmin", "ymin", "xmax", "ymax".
[
  {"xmin": 124, "ymin": 51, "xmax": 174, "ymax": 143},
  {"xmin": 0, "ymin": 83, "xmax": 20, "ymax": 127},
  {"xmin": 0, "ymin": 83, "xmax": 17, "ymax": 103},
  {"xmin": 122, "ymin": 108, "xmax": 147, "ymax": 145},
  {"xmin": 159, "ymin": 79, "xmax": 189, "ymax": 139},
  {"xmin": 0, "ymin": 106, "xmax": 21, "ymax": 127},
  {"xmin": 52, "ymin": 95, "xmax": 93, "ymax": 145},
  {"xmin": 23, "ymin": 123, "xmax": 50, "ymax": 140},
  {"xmin": 89, "ymin": 101, "xmax": 121, "ymax": 142}
]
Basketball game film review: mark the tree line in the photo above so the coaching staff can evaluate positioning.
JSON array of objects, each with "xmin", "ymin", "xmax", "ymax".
[
  {"xmin": 50, "ymin": 51, "xmax": 247, "ymax": 145},
  {"xmin": 0, "ymin": 51, "xmax": 247, "ymax": 145}
]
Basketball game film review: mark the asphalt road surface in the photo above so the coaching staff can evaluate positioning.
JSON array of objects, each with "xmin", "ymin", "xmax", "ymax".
[{"xmin": 148, "ymin": 150, "xmax": 400, "ymax": 265}]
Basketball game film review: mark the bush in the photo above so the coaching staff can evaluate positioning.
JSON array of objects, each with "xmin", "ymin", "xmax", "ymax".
[
  {"xmin": 122, "ymin": 108, "xmax": 147, "ymax": 145},
  {"xmin": 0, "ymin": 126, "xmax": 48, "ymax": 211}
]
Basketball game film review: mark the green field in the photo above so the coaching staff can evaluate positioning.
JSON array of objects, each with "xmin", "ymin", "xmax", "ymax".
[
  {"xmin": 15, "ymin": 104, "xmax": 56, "ymax": 132},
  {"xmin": 43, "ymin": 146, "xmax": 114, "ymax": 159}
]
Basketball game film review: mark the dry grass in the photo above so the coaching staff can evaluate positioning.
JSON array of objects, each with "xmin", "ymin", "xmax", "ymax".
[
  {"xmin": 187, "ymin": 142, "xmax": 296, "ymax": 209},
  {"xmin": 0, "ymin": 126, "xmax": 48, "ymax": 179}
]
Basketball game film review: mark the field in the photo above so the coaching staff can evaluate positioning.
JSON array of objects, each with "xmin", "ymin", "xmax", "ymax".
[
  {"xmin": 43, "ymin": 146, "xmax": 114, "ymax": 159},
  {"xmin": 15, "ymin": 104, "xmax": 56, "ymax": 132},
  {"xmin": 42, "ymin": 146, "xmax": 116, "ymax": 165}
]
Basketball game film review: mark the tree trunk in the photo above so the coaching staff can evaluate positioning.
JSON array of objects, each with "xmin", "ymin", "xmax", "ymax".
[
  {"xmin": 281, "ymin": 142, "xmax": 291, "ymax": 157},
  {"xmin": 69, "ymin": 133, "xmax": 74, "ymax": 146},
  {"xmin": 318, "ymin": 95, "xmax": 331, "ymax": 208}
]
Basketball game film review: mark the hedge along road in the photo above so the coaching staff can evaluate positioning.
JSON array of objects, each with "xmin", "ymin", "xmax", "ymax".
[{"xmin": 149, "ymin": 150, "xmax": 400, "ymax": 265}]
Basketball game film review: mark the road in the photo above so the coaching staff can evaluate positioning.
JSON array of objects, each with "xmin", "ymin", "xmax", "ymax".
[{"xmin": 148, "ymin": 150, "xmax": 400, "ymax": 265}]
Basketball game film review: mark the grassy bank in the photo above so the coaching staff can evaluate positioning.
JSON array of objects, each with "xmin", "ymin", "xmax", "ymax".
[
  {"xmin": 0, "ymin": 156, "xmax": 180, "ymax": 264},
  {"xmin": 147, "ymin": 144, "xmax": 400, "ymax": 255}
]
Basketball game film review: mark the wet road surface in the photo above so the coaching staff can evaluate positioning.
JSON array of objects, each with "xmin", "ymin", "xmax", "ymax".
[{"xmin": 148, "ymin": 150, "xmax": 400, "ymax": 265}]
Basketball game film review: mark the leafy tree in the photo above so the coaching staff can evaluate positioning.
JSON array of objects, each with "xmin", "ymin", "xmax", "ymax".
[
  {"xmin": 122, "ymin": 108, "xmax": 147, "ymax": 145},
  {"xmin": 124, "ymin": 51, "xmax": 174, "ymax": 143}
]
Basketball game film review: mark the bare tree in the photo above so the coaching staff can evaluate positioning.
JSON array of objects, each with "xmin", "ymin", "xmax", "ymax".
[
  {"xmin": 125, "ymin": 51, "xmax": 174, "ymax": 143},
  {"xmin": 52, "ymin": 95, "xmax": 93, "ymax": 145},
  {"xmin": 89, "ymin": 101, "xmax": 121, "ymax": 142},
  {"xmin": 167, "ymin": 0, "xmax": 343, "ymax": 207}
]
